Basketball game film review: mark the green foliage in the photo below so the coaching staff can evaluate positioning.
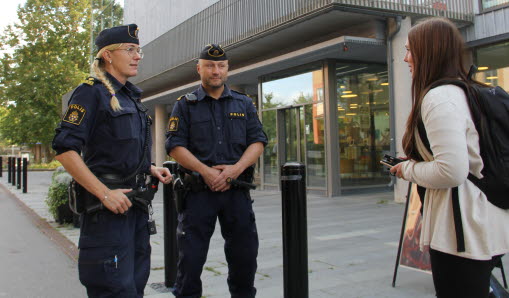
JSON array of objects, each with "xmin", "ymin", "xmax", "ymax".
[
  {"xmin": 0, "ymin": 0, "xmax": 122, "ymax": 148},
  {"xmin": 45, "ymin": 170, "xmax": 71, "ymax": 219},
  {"xmin": 29, "ymin": 159, "xmax": 62, "ymax": 170}
]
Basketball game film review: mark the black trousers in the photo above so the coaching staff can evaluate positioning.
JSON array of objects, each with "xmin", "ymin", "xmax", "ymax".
[{"xmin": 430, "ymin": 248, "xmax": 501, "ymax": 298}]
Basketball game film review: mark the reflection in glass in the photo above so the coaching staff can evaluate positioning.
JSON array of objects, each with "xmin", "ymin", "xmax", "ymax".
[
  {"xmin": 262, "ymin": 110, "xmax": 278, "ymax": 185},
  {"xmin": 304, "ymin": 104, "xmax": 326, "ymax": 188},
  {"xmin": 336, "ymin": 63, "xmax": 390, "ymax": 187},
  {"xmin": 481, "ymin": 0, "xmax": 509, "ymax": 10},
  {"xmin": 261, "ymin": 66, "xmax": 326, "ymax": 189}
]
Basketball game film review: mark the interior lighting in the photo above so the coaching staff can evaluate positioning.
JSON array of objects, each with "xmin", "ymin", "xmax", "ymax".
[
  {"xmin": 477, "ymin": 66, "xmax": 489, "ymax": 71},
  {"xmin": 341, "ymin": 94, "xmax": 358, "ymax": 98},
  {"xmin": 343, "ymin": 91, "xmax": 353, "ymax": 94},
  {"xmin": 346, "ymin": 113, "xmax": 357, "ymax": 116},
  {"xmin": 486, "ymin": 76, "xmax": 498, "ymax": 80},
  {"xmin": 367, "ymin": 77, "xmax": 378, "ymax": 81},
  {"xmin": 340, "ymin": 85, "xmax": 346, "ymax": 89},
  {"xmin": 380, "ymin": 82, "xmax": 389, "ymax": 86}
]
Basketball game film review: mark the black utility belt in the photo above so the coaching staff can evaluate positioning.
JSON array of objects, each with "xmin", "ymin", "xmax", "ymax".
[{"xmin": 68, "ymin": 173, "xmax": 159, "ymax": 215}]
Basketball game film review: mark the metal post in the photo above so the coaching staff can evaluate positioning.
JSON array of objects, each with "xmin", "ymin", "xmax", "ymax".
[
  {"xmin": 163, "ymin": 161, "xmax": 179, "ymax": 288},
  {"xmin": 280, "ymin": 162, "xmax": 308, "ymax": 298},
  {"xmin": 22, "ymin": 158, "xmax": 28, "ymax": 193},
  {"xmin": 17, "ymin": 158, "xmax": 21, "ymax": 189},
  {"xmin": 7, "ymin": 157, "xmax": 11, "ymax": 183},
  {"xmin": 11, "ymin": 157, "xmax": 16, "ymax": 186},
  {"xmin": 0, "ymin": 156, "xmax": 3, "ymax": 177}
]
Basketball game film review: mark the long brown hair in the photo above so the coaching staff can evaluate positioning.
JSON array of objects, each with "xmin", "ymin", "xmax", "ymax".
[{"xmin": 402, "ymin": 17, "xmax": 469, "ymax": 160}]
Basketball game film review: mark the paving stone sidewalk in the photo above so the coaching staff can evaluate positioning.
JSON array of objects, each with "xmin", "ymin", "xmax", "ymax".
[{"xmin": 2, "ymin": 170, "xmax": 507, "ymax": 297}]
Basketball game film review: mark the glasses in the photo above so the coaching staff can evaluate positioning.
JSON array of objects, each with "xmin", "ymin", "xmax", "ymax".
[{"xmin": 115, "ymin": 46, "xmax": 144, "ymax": 59}]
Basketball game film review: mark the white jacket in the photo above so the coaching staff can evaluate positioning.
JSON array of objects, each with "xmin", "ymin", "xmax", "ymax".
[{"xmin": 400, "ymin": 84, "xmax": 509, "ymax": 260}]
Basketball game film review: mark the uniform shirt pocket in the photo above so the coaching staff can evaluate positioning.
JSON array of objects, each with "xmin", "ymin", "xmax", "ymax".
[
  {"xmin": 189, "ymin": 114, "xmax": 213, "ymax": 148},
  {"xmin": 227, "ymin": 116, "xmax": 247, "ymax": 145},
  {"xmin": 108, "ymin": 107, "xmax": 137, "ymax": 141}
]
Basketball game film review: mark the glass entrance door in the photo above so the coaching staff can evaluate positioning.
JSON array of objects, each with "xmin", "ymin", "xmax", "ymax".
[{"xmin": 277, "ymin": 104, "xmax": 326, "ymax": 189}]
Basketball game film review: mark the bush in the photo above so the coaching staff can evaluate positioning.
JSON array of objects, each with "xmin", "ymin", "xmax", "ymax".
[
  {"xmin": 46, "ymin": 169, "xmax": 72, "ymax": 223},
  {"xmin": 29, "ymin": 160, "xmax": 62, "ymax": 170}
]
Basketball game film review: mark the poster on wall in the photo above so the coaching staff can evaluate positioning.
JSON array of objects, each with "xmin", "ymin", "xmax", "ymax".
[{"xmin": 399, "ymin": 183, "xmax": 431, "ymax": 272}]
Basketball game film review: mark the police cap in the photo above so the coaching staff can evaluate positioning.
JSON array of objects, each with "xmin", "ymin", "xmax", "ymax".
[
  {"xmin": 95, "ymin": 24, "xmax": 140, "ymax": 50},
  {"xmin": 199, "ymin": 44, "xmax": 227, "ymax": 61}
]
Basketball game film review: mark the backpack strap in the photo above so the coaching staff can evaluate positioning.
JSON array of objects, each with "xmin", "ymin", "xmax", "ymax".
[{"xmin": 417, "ymin": 108, "xmax": 466, "ymax": 253}]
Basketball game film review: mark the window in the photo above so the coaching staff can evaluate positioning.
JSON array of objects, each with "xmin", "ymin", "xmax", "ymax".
[
  {"xmin": 480, "ymin": 0, "xmax": 509, "ymax": 10},
  {"xmin": 474, "ymin": 41, "xmax": 509, "ymax": 92}
]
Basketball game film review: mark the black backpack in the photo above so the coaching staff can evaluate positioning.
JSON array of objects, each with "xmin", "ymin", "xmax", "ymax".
[{"xmin": 418, "ymin": 66, "xmax": 509, "ymax": 252}]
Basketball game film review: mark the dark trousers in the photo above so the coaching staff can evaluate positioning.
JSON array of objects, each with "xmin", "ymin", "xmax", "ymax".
[
  {"xmin": 173, "ymin": 189, "xmax": 258, "ymax": 298},
  {"xmin": 78, "ymin": 206, "xmax": 151, "ymax": 298},
  {"xmin": 430, "ymin": 248, "xmax": 501, "ymax": 298}
]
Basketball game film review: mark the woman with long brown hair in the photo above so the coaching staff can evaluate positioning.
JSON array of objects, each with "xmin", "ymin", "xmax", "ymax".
[{"xmin": 390, "ymin": 17, "xmax": 509, "ymax": 297}]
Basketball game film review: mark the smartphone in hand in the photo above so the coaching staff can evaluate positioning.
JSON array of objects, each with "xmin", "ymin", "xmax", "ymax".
[{"xmin": 380, "ymin": 154, "xmax": 404, "ymax": 168}]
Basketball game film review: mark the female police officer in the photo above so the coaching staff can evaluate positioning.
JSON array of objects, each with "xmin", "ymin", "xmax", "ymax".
[{"xmin": 52, "ymin": 24, "xmax": 172, "ymax": 297}]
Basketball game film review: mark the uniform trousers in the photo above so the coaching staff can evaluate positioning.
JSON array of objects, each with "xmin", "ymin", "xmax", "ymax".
[
  {"xmin": 78, "ymin": 206, "xmax": 151, "ymax": 298},
  {"xmin": 173, "ymin": 189, "xmax": 258, "ymax": 298},
  {"xmin": 429, "ymin": 248, "xmax": 502, "ymax": 298}
]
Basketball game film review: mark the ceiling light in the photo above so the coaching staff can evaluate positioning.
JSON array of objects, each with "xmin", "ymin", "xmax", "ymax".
[
  {"xmin": 477, "ymin": 66, "xmax": 489, "ymax": 71},
  {"xmin": 346, "ymin": 113, "xmax": 357, "ymax": 116},
  {"xmin": 341, "ymin": 94, "xmax": 358, "ymax": 98},
  {"xmin": 487, "ymin": 76, "xmax": 498, "ymax": 80},
  {"xmin": 380, "ymin": 82, "xmax": 389, "ymax": 86},
  {"xmin": 343, "ymin": 91, "xmax": 352, "ymax": 94}
]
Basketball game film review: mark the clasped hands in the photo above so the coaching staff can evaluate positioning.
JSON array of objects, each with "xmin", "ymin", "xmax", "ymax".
[{"xmin": 202, "ymin": 164, "xmax": 242, "ymax": 192}]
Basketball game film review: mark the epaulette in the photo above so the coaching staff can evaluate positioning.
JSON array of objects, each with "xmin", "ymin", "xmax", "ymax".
[
  {"xmin": 177, "ymin": 93, "xmax": 198, "ymax": 104},
  {"xmin": 81, "ymin": 76, "xmax": 100, "ymax": 86},
  {"xmin": 231, "ymin": 89, "xmax": 248, "ymax": 96},
  {"xmin": 231, "ymin": 89, "xmax": 252, "ymax": 99}
]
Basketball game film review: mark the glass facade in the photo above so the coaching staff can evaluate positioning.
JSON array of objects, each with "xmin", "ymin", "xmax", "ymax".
[
  {"xmin": 335, "ymin": 63, "xmax": 390, "ymax": 187},
  {"xmin": 260, "ymin": 61, "xmax": 390, "ymax": 192},
  {"xmin": 474, "ymin": 41, "xmax": 509, "ymax": 92},
  {"xmin": 261, "ymin": 65, "xmax": 326, "ymax": 189},
  {"xmin": 480, "ymin": 0, "xmax": 509, "ymax": 10}
]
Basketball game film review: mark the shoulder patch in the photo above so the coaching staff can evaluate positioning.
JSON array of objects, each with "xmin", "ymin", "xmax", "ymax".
[
  {"xmin": 62, "ymin": 104, "xmax": 86, "ymax": 126},
  {"xmin": 168, "ymin": 116, "xmax": 179, "ymax": 132}
]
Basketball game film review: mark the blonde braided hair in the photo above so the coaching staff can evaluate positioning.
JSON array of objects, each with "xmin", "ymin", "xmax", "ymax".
[{"xmin": 92, "ymin": 43, "xmax": 123, "ymax": 111}]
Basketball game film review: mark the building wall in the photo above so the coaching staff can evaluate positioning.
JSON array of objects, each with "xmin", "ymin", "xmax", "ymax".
[
  {"xmin": 124, "ymin": 0, "xmax": 219, "ymax": 46},
  {"xmin": 464, "ymin": 6, "xmax": 509, "ymax": 42}
]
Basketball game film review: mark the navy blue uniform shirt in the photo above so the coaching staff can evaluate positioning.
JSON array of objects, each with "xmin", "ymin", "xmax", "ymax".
[
  {"xmin": 52, "ymin": 73, "xmax": 152, "ymax": 176},
  {"xmin": 165, "ymin": 85, "xmax": 267, "ymax": 165}
]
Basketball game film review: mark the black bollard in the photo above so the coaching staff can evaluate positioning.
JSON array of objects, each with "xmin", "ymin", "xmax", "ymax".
[
  {"xmin": 281, "ymin": 162, "xmax": 308, "ymax": 298},
  {"xmin": 17, "ymin": 158, "xmax": 21, "ymax": 189},
  {"xmin": 0, "ymin": 156, "xmax": 3, "ymax": 178},
  {"xmin": 22, "ymin": 158, "xmax": 28, "ymax": 193},
  {"xmin": 163, "ymin": 161, "xmax": 179, "ymax": 288},
  {"xmin": 11, "ymin": 157, "xmax": 16, "ymax": 186},
  {"xmin": 7, "ymin": 157, "xmax": 11, "ymax": 183}
]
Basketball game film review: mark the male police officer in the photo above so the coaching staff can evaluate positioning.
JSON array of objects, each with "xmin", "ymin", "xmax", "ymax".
[{"xmin": 165, "ymin": 44, "xmax": 267, "ymax": 298}]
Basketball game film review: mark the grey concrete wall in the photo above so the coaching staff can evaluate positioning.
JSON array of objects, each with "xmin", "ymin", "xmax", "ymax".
[
  {"xmin": 124, "ymin": 0, "xmax": 219, "ymax": 46},
  {"xmin": 392, "ymin": 17, "xmax": 413, "ymax": 203}
]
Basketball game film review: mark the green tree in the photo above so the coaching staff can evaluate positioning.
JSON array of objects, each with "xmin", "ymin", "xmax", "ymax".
[{"xmin": 0, "ymin": 0, "xmax": 122, "ymax": 161}]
